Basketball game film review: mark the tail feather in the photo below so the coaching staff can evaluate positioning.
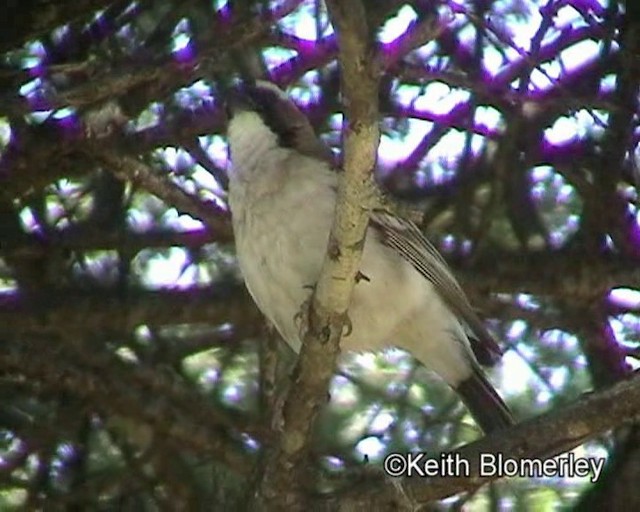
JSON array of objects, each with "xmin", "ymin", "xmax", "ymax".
[{"xmin": 457, "ymin": 368, "xmax": 514, "ymax": 434}]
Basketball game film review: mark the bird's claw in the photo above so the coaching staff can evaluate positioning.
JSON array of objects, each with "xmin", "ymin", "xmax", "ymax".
[
  {"xmin": 341, "ymin": 314, "xmax": 353, "ymax": 337},
  {"xmin": 294, "ymin": 284, "xmax": 353, "ymax": 339},
  {"xmin": 294, "ymin": 291, "xmax": 314, "ymax": 339}
]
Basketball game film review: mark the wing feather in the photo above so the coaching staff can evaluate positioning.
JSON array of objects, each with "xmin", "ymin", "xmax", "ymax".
[{"xmin": 370, "ymin": 210, "xmax": 501, "ymax": 364}]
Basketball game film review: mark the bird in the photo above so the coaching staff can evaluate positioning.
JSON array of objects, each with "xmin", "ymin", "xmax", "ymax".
[{"xmin": 224, "ymin": 80, "xmax": 514, "ymax": 434}]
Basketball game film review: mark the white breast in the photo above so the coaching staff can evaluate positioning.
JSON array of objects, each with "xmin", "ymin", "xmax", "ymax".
[{"xmin": 229, "ymin": 146, "xmax": 336, "ymax": 350}]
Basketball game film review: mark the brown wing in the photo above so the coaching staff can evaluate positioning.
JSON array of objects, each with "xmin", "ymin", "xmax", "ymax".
[{"xmin": 370, "ymin": 210, "xmax": 502, "ymax": 365}]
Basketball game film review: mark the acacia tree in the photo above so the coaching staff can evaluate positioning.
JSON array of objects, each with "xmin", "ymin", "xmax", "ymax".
[{"xmin": 0, "ymin": 0, "xmax": 639, "ymax": 510}]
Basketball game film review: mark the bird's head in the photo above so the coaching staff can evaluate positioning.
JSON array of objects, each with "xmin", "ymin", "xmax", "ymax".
[{"xmin": 224, "ymin": 80, "xmax": 333, "ymax": 163}]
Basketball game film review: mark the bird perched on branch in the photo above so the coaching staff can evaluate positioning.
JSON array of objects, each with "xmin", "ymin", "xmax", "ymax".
[{"xmin": 224, "ymin": 80, "xmax": 513, "ymax": 434}]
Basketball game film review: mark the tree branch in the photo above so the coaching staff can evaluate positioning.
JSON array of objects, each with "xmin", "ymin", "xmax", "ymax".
[
  {"xmin": 252, "ymin": 0, "xmax": 381, "ymax": 508},
  {"xmin": 0, "ymin": 284, "xmax": 260, "ymax": 335},
  {"xmin": 4, "ymin": 332, "xmax": 640, "ymax": 508},
  {"xmin": 329, "ymin": 372, "xmax": 640, "ymax": 508},
  {"xmin": 0, "ymin": 335, "xmax": 253, "ymax": 476},
  {"xmin": 94, "ymin": 149, "xmax": 232, "ymax": 240},
  {"xmin": 0, "ymin": 0, "xmax": 119, "ymax": 52}
]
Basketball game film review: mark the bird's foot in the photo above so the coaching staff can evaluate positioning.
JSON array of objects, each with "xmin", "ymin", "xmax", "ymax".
[
  {"xmin": 293, "ymin": 284, "xmax": 316, "ymax": 339},
  {"xmin": 294, "ymin": 284, "xmax": 354, "ymax": 341}
]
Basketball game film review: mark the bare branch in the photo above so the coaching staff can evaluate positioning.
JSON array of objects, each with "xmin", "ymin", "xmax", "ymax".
[
  {"xmin": 0, "ymin": 0, "xmax": 119, "ymax": 52},
  {"xmin": 0, "ymin": 336, "xmax": 252, "ymax": 475},
  {"xmin": 251, "ymin": 0, "xmax": 381, "ymax": 508},
  {"xmin": 94, "ymin": 150, "xmax": 232, "ymax": 239},
  {"xmin": 333, "ymin": 372, "xmax": 640, "ymax": 508},
  {"xmin": 0, "ymin": 284, "xmax": 260, "ymax": 335}
]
